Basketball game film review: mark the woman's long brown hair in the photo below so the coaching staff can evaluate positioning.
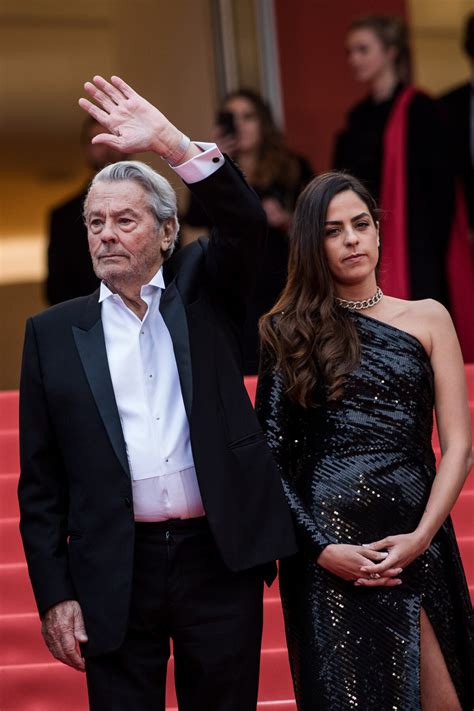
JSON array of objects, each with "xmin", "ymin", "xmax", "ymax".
[
  {"xmin": 223, "ymin": 89, "xmax": 302, "ymax": 197},
  {"xmin": 259, "ymin": 172, "xmax": 379, "ymax": 408}
]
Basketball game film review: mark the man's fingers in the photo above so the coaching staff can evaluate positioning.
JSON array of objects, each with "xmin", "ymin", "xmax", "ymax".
[
  {"xmin": 58, "ymin": 633, "xmax": 85, "ymax": 671},
  {"xmin": 84, "ymin": 85, "xmax": 116, "ymax": 113},
  {"xmin": 92, "ymin": 75, "xmax": 126, "ymax": 104},
  {"xmin": 45, "ymin": 630, "xmax": 84, "ymax": 671},
  {"xmin": 64, "ymin": 645, "xmax": 85, "ymax": 671},
  {"xmin": 111, "ymin": 75, "xmax": 136, "ymax": 100},
  {"xmin": 82, "ymin": 83, "xmax": 111, "ymax": 110},
  {"xmin": 73, "ymin": 607, "xmax": 89, "ymax": 644},
  {"xmin": 91, "ymin": 133, "xmax": 123, "ymax": 149},
  {"xmin": 78, "ymin": 98, "xmax": 111, "ymax": 127}
]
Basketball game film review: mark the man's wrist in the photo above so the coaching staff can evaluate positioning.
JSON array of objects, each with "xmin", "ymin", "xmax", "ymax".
[{"xmin": 162, "ymin": 132, "xmax": 191, "ymax": 166}]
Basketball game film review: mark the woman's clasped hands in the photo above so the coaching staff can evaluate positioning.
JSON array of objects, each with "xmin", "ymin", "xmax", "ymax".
[
  {"xmin": 357, "ymin": 531, "xmax": 430, "ymax": 586},
  {"xmin": 318, "ymin": 531, "xmax": 430, "ymax": 587},
  {"xmin": 317, "ymin": 542, "xmax": 404, "ymax": 587}
]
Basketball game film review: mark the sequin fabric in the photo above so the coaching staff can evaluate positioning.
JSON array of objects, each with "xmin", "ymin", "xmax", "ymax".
[{"xmin": 256, "ymin": 312, "xmax": 474, "ymax": 710}]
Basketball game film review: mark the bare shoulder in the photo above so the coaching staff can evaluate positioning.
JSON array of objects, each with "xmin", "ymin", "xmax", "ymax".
[
  {"xmin": 378, "ymin": 297, "xmax": 455, "ymax": 357},
  {"xmin": 407, "ymin": 299, "xmax": 452, "ymax": 327},
  {"xmin": 408, "ymin": 300, "xmax": 462, "ymax": 370}
]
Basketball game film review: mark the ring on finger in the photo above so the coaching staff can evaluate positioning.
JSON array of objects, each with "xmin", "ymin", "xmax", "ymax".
[{"xmin": 369, "ymin": 572, "xmax": 379, "ymax": 579}]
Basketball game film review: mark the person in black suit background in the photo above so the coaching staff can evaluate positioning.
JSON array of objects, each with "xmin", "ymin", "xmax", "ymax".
[
  {"xmin": 46, "ymin": 116, "xmax": 124, "ymax": 305},
  {"xmin": 438, "ymin": 13, "xmax": 474, "ymax": 361},
  {"xmin": 439, "ymin": 13, "xmax": 474, "ymax": 234},
  {"xmin": 182, "ymin": 90, "xmax": 313, "ymax": 374},
  {"xmin": 19, "ymin": 75, "xmax": 296, "ymax": 711}
]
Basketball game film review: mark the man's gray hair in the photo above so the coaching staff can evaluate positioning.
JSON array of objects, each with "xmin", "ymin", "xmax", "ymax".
[{"xmin": 84, "ymin": 160, "xmax": 179, "ymax": 260}]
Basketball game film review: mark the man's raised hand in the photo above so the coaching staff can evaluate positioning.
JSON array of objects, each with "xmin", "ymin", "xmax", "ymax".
[{"xmin": 78, "ymin": 75, "xmax": 182, "ymax": 157}]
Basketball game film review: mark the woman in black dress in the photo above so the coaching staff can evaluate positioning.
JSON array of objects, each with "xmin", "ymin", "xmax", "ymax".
[
  {"xmin": 256, "ymin": 172, "xmax": 473, "ymax": 709},
  {"xmin": 181, "ymin": 89, "xmax": 313, "ymax": 373}
]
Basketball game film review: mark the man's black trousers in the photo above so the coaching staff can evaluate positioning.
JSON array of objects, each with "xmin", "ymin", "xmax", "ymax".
[{"xmin": 85, "ymin": 517, "xmax": 264, "ymax": 710}]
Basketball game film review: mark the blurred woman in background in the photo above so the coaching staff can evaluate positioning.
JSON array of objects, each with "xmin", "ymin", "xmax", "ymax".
[
  {"xmin": 333, "ymin": 15, "xmax": 455, "ymax": 315},
  {"xmin": 182, "ymin": 89, "xmax": 313, "ymax": 373}
]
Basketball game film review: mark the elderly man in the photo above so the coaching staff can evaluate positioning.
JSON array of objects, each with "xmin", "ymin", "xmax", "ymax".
[{"xmin": 18, "ymin": 76, "xmax": 296, "ymax": 711}]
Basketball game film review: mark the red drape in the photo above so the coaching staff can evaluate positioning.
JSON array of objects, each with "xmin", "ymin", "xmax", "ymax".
[
  {"xmin": 378, "ymin": 86, "xmax": 474, "ymax": 361},
  {"xmin": 378, "ymin": 85, "xmax": 417, "ymax": 299}
]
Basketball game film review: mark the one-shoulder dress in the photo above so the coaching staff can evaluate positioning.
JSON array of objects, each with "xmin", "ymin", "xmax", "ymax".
[{"xmin": 256, "ymin": 312, "xmax": 473, "ymax": 710}]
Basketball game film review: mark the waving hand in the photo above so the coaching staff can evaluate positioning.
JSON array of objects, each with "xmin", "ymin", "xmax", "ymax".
[{"xmin": 78, "ymin": 75, "xmax": 197, "ymax": 161}]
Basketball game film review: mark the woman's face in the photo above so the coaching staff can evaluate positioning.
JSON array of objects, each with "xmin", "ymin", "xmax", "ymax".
[
  {"xmin": 223, "ymin": 96, "xmax": 262, "ymax": 153},
  {"xmin": 323, "ymin": 189, "xmax": 379, "ymax": 289},
  {"xmin": 346, "ymin": 28, "xmax": 396, "ymax": 84}
]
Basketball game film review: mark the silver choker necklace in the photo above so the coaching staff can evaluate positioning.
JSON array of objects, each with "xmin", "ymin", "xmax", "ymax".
[{"xmin": 336, "ymin": 286, "xmax": 383, "ymax": 310}]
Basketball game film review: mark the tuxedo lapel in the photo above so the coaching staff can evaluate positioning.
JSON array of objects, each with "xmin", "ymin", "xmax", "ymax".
[
  {"xmin": 72, "ymin": 293, "xmax": 130, "ymax": 478},
  {"xmin": 159, "ymin": 277, "xmax": 193, "ymax": 419}
]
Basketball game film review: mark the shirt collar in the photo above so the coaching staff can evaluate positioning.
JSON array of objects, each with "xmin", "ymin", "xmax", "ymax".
[{"xmin": 99, "ymin": 267, "xmax": 165, "ymax": 303}]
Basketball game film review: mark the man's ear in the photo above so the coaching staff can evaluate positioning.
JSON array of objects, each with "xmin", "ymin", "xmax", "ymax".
[{"xmin": 159, "ymin": 218, "xmax": 176, "ymax": 251}]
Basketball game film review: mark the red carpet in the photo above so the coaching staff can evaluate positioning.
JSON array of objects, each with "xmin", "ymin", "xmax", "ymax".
[{"xmin": 1, "ymin": 371, "xmax": 473, "ymax": 711}]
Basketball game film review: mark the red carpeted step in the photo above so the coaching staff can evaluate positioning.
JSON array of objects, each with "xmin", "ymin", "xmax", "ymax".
[
  {"xmin": 263, "ymin": 596, "xmax": 286, "ymax": 649},
  {"xmin": 0, "ymin": 473, "xmax": 19, "ymax": 519},
  {"xmin": 0, "ymin": 430, "xmax": 19, "ymax": 475},
  {"xmin": 0, "ymin": 564, "xmax": 36, "ymax": 615},
  {"xmin": 0, "ymin": 662, "xmax": 89, "ymax": 711},
  {"xmin": 1, "ymin": 376, "xmax": 472, "ymax": 711},
  {"xmin": 0, "ymin": 601, "xmax": 287, "ymax": 667},
  {"xmin": 0, "ymin": 614, "xmax": 47, "ymax": 666},
  {"xmin": 461, "ymin": 470, "xmax": 474, "ymax": 493},
  {"xmin": 0, "ymin": 518, "xmax": 24, "ymax": 564},
  {"xmin": 0, "ymin": 647, "xmax": 293, "ymax": 711},
  {"xmin": 0, "ymin": 391, "xmax": 18, "ymax": 430},
  {"xmin": 451, "ymin": 490, "xmax": 474, "ymax": 538},
  {"xmin": 432, "ymin": 403, "xmax": 474, "ymax": 451},
  {"xmin": 458, "ymin": 537, "xmax": 474, "ymax": 582},
  {"xmin": 264, "ymin": 581, "xmax": 282, "ymax": 602}
]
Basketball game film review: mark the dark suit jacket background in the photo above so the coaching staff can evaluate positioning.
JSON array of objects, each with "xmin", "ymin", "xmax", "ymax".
[
  {"xmin": 439, "ymin": 83, "xmax": 474, "ymax": 230},
  {"xmin": 19, "ymin": 159, "xmax": 297, "ymax": 657},
  {"xmin": 46, "ymin": 188, "xmax": 100, "ymax": 305}
]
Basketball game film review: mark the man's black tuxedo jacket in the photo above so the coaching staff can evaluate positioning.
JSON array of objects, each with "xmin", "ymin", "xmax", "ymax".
[{"xmin": 19, "ymin": 159, "xmax": 297, "ymax": 656}]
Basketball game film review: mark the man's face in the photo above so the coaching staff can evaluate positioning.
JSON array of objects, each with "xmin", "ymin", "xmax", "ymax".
[{"xmin": 86, "ymin": 180, "xmax": 173, "ymax": 292}]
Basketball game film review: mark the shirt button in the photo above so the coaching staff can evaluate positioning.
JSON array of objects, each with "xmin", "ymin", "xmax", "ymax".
[
  {"xmin": 149, "ymin": 374, "xmax": 153, "ymax": 378},
  {"xmin": 212, "ymin": 156, "xmax": 220, "ymax": 163}
]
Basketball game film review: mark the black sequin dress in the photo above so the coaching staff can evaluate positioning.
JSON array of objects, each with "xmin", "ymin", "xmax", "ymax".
[{"xmin": 256, "ymin": 312, "xmax": 474, "ymax": 710}]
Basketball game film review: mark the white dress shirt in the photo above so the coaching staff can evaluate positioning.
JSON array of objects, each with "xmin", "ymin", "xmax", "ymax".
[{"xmin": 100, "ymin": 142, "xmax": 224, "ymax": 520}]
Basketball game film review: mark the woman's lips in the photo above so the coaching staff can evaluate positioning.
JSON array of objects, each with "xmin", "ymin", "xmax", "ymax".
[{"xmin": 343, "ymin": 253, "xmax": 365, "ymax": 262}]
